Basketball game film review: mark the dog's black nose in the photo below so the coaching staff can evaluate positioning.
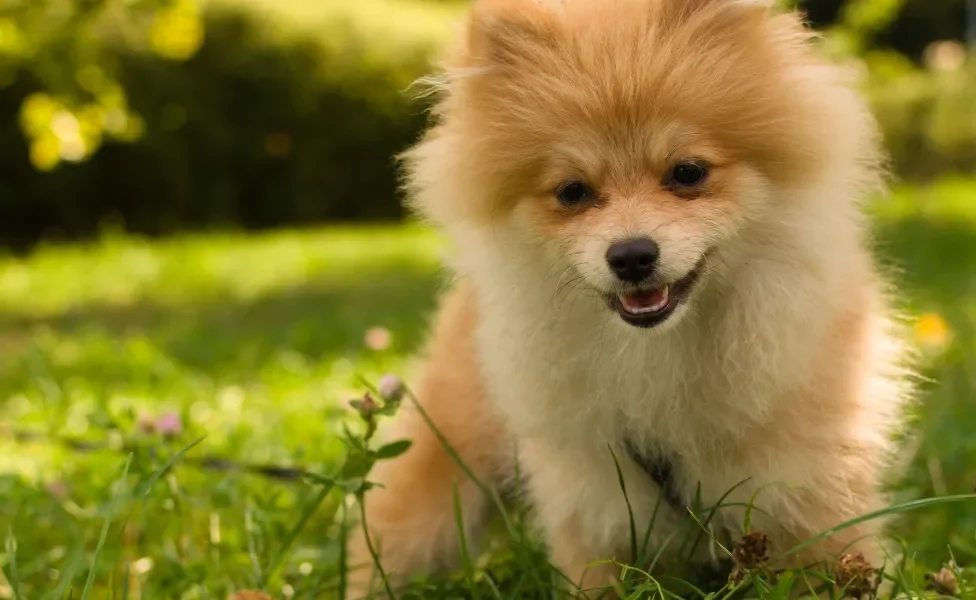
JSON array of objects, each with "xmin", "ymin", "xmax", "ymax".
[{"xmin": 606, "ymin": 238, "xmax": 659, "ymax": 283}]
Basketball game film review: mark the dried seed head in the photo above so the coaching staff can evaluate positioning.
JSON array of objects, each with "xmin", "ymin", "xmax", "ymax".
[
  {"xmin": 925, "ymin": 564, "xmax": 961, "ymax": 597},
  {"xmin": 46, "ymin": 481, "xmax": 69, "ymax": 499},
  {"xmin": 835, "ymin": 553, "xmax": 880, "ymax": 599},
  {"xmin": 155, "ymin": 412, "xmax": 183, "ymax": 437},
  {"xmin": 350, "ymin": 392, "xmax": 379, "ymax": 421},
  {"xmin": 730, "ymin": 530, "xmax": 771, "ymax": 583},
  {"xmin": 733, "ymin": 531, "xmax": 771, "ymax": 570},
  {"xmin": 137, "ymin": 413, "xmax": 156, "ymax": 434}
]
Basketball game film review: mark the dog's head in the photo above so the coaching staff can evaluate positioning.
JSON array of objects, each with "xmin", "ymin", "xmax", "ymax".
[{"xmin": 405, "ymin": 0, "xmax": 882, "ymax": 329}]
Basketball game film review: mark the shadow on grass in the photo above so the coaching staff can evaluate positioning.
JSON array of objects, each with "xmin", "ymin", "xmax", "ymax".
[
  {"xmin": 875, "ymin": 215, "xmax": 976, "ymax": 312},
  {"xmin": 0, "ymin": 260, "xmax": 443, "ymax": 385},
  {"xmin": 2, "ymin": 213, "xmax": 975, "ymax": 384}
]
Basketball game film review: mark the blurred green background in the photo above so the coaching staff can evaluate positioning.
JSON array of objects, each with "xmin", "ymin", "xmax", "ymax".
[
  {"xmin": 0, "ymin": 0, "xmax": 975, "ymax": 598},
  {"xmin": 0, "ymin": 0, "xmax": 972, "ymax": 250}
]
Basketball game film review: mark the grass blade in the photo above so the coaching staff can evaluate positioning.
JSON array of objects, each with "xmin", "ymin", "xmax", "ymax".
[
  {"xmin": 133, "ymin": 437, "xmax": 205, "ymax": 500},
  {"xmin": 120, "ymin": 437, "xmax": 206, "ymax": 543},
  {"xmin": 638, "ymin": 486, "xmax": 665, "ymax": 565},
  {"xmin": 357, "ymin": 492, "xmax": 396, "ymax": 600},
  {"xmin": 608, "ymin": 445, "xmax": 639, "ymax": 568},
  {"xmin": 780, "ymin": 494, "xmax": 976, "ymax": 558},
  {"xmin": 4, "ymin": 528, "xmax": 21, "ymax": 600},
  {"xmin": 404, "ymin": 388, "xmax": 516, "ymax": 538},
  {"xmin": 338, "ymin": 499, "xmax": 349, "ymax": 600},
  {"xmin": 81, "ymin": 454, "xmax": 133, "ymax": 600},
  {"xmin": 262, "ymin": 479, "xmax": 336, "ymax": 586},
  {"xmin": 245, "ymin": 501, "xmax": 264, "ymax": 583},
  {"xmin": 685, "ymin": 510, "xmax": 730, "ymax": 559},
  {"xmin": 453, "ymin": 480, "xmax": 481, "ymax": 599},
  {"xmin": 121, "ymin": 560, "xmax": 130, "ymax": 600},
  {"xmin": 46, "ymin": 538, "xmax": 85, "ymax": 600},
  {"xmin": 683, "ymin": 477, "xmax": 752, "ymax": 560}
]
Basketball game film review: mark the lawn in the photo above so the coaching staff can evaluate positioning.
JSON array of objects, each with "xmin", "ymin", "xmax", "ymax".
[{"xmin": 1, "ymin": 178, "xmax": 976, "ymax": 599}]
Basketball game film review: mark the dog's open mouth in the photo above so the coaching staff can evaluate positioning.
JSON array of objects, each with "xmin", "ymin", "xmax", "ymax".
[{"xmin": 607, "ymin": 257, "xmax": 707, "ymax": 328}]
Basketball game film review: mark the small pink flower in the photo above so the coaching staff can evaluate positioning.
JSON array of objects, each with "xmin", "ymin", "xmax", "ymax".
[
  {"xmin": 155, "ymin": 412, "xmax": 183, "ymax": 437},
  {"xmin": 377, "ymin": 374, "xmax": 405, "ymax": 403},
  {"xmin": 46, "ymin": 481, "xmax": 68, "ymax": 499},
  {"xmin": 364, "ymin": 327, "xmax": 392, "ymax": 351}
]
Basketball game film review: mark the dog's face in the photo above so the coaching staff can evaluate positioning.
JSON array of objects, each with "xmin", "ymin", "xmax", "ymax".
[
  {"xmin": 407, "ymin": 0, "xmax": 878, "ymax": 329},
  {"xmin": 512, "ymin": 123, "xmax": 761, "ymax": 329}
]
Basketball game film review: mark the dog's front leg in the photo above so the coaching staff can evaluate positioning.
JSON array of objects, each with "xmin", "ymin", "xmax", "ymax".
[
  {"xmin": 517, "ymin": 438, "xmax": 643, "ymax": 599},
  {"xmin": 548, "ymin": 518, "xmax": 623, "ymax": 599}
]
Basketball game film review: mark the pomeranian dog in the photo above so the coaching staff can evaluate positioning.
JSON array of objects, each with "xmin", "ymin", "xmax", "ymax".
[{"xmin": 349, "ymin": 0, "xmax": 910, "ymax": 595}]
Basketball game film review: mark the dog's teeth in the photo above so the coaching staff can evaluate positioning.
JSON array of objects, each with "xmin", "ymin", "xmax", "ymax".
[
  {"xmin": 652, "ymin": 285, "xmax": 669, "ymax": 309},
  {"xmin": 620, "ymin": 285, "xmax": 670, "ymax": 314}
]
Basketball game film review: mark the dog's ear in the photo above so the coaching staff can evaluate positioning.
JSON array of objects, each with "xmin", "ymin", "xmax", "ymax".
[{"xmin": 463, "ymin": 0, "xmax": 560, "ymax": 68}]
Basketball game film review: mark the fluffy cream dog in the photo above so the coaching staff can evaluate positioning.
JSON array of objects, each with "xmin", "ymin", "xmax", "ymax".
[{"xmin": 349, "ymin": 0, "xmax": 909, "ymax": 595}]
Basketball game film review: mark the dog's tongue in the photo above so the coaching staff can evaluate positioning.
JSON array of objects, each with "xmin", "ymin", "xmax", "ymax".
[{"xmin": 621, "ymin": 286, "xmax": 670, "ymax": 314}]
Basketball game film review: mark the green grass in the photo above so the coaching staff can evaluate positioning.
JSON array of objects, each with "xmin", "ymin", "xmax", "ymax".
[{"xmin": 1, "ymin": 179, "xmax": 976, "ymax": 598}]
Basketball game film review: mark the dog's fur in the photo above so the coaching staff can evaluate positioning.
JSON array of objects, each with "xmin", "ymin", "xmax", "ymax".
[{"xmin": 348, "ymin": 0, "xmax": 910, "ymax": 595}]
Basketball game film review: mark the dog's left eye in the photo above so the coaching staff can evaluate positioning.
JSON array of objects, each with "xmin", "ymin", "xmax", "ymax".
[
  {"xmin": 555, "ymin": 181, "xmax": 597, "ymax": 206},
  {"xmin": 667, "ymin": 162, "xmax": 709, "ymax": 188}
]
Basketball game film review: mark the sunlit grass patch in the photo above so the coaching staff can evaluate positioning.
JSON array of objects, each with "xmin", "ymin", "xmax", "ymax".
[{"xmin": 0, "ymin": 179, "xmax": 975, "ymax": 597}]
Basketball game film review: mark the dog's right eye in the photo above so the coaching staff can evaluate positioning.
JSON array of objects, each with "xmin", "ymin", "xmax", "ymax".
[{"xmin": 555, "ymin": 181, "xmax": 596, "ymax": 206}]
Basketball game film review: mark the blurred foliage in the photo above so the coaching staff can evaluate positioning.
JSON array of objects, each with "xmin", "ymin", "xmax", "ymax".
[
  {"xmin": 820, "ymin": 0, "xmax": 976, "ymax": 178},
  {"xmin": 0, "ymin": 0, "xmax": 459, "ymax": 249},
  {"xmin": 867, "ymin": 53, "xmax": 976, "ymax": 179},
  {"xmin": 0, "ymin": 0, "xmax": 203, "ymax": 171},
  {"xmin": 800, "ymin": 0, "xmax": 970, "ymax": 60},
  {"xmin": 0, "ymin": 0, "xmax": 971, "ymax": 249},
  {"xmin": 821, "ymin": 0, "xmax": 908, "ymax": 56}
]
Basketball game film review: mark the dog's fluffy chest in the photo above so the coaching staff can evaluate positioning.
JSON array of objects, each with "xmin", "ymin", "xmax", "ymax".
[
  {"xmin": 462, "ymin": 233, "xmax": 828, "ymax": 491},
  {"xmin": 474, "ymin": 287, "xmax": 766, "ymax": 548},
  {"xmin": 474, "ymin": 283, "xmax": 755, "ymax": 455}
]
